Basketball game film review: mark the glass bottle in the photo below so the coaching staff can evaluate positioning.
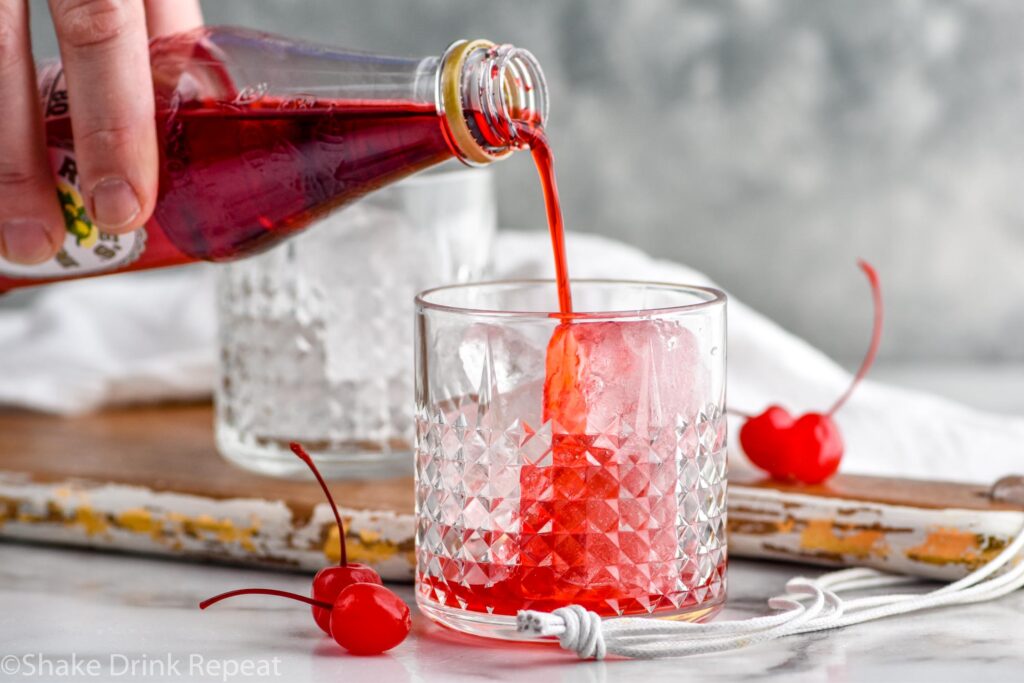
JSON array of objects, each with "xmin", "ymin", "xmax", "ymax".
[{"xmin": 0, "ymin": 26, "xmax": 547, "ymax": 291}]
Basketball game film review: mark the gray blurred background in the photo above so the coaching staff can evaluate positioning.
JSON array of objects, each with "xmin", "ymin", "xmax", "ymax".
[{"xmin": 23, "ymin": 0, "xmax": 1024, "ymax": 368}]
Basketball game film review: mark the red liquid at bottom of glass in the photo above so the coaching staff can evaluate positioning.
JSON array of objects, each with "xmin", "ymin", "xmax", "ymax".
[
  {"xmin": 420, "ymin": 562, "xmax": 726, "ymax": 618},
  {"xmin": 420, "ymin": 425, "xmax": 727, "ymax": 618}
]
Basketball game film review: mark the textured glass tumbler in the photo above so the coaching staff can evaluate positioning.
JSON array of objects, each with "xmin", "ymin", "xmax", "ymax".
[
  {"xmin": 216, "ymin": 166, "xmax": 495, "ymax": 478},
  {"xmin": 414, "ymin": 280, "xmax": 727, "ymax": 639}
]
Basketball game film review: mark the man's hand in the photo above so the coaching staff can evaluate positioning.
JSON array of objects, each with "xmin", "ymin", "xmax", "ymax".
[{"xmin": 0, "ymin": 0, "xmax": 203, "ymax": 265}]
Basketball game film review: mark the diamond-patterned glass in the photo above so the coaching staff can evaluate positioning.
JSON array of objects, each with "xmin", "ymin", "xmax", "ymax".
[
  {"xmin": 416, "ymin": 404, "xmax": 727, "ymax": 618},
  {"xmin": 414, "ymin": 281, "xmax": 727, "ymax": 634}
]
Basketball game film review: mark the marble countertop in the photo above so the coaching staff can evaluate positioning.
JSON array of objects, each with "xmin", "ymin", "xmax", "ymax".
[
  {"xmin": 2, "ymin": 541, "xmax": 1022, "ymax": 683},
  {"xmin": 3, "ymin": 366, "xmax": 1023, "ymax": 682}
]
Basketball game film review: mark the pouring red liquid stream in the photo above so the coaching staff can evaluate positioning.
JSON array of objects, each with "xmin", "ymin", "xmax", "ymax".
[{"xmin": 520, "ymin": 127, "xmax": 573, "ymax": 315}]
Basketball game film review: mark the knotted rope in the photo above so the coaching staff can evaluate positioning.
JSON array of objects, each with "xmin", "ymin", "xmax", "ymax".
[{"xmin": 517, "ymin": 520, "xmax": 1024, "ymax": 659}]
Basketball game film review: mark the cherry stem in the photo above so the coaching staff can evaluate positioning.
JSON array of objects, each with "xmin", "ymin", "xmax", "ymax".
[
  {"xmin": 828, "ymin": 260, "xmax": 884, "ymax": 416},
  {"xmin": 199, "ymin": 587, "xmax": 332, "ymax": 611},
  {"xmin": 726, "ymin": 407, "xmax": 754, "ymax": 419},
  {"xmin": 290, "ymin": 442, "xmax": 347, "ymax": 567}
]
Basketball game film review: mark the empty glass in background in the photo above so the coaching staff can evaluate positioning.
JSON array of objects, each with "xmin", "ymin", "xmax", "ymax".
[{"xmin": 216, "ymin": 165, "xmax": 495, "ymax": 478}]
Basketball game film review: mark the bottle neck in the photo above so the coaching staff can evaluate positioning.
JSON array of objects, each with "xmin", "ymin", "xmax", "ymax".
[{"xmin": 437, "ymin": 40, "xmax": 549, "ymax": 165}]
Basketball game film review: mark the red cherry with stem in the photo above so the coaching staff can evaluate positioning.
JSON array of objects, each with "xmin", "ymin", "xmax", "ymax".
[
  {"xmin": 786, "ymin": 413, "xmax": 844, "ymax": 484},
  {"xmin": 738, "ymin": 260, "xmax": 883, "ymax": 484},
  {"xmin": 329, "ymin": 583, "xmax": 413, "ymax": 656},
  {"xmin": 738, "ymin": 405, "xmax": 793, "ymax": 480},
  {"xmin": 199, "ymin": 584, "xmax": 411, "ymax": 655},
  {"xmin": 289, "ymin": 442, "xmax": 382, "ymax": 635},
  {"xmin": 309, "ymin": 565, "xmax": 382, "ymax": 633}
]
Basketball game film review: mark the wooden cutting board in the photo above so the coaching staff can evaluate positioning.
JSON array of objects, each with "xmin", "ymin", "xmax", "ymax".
[{"xmin": 0, "ymin": 403, "xmax": 1020, "ymax": 581}]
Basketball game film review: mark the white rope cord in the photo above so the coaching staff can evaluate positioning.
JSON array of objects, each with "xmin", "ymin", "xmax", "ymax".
[{"xmin": 516, "ymin": 520, "xmax": 1024, "ymax": 660}]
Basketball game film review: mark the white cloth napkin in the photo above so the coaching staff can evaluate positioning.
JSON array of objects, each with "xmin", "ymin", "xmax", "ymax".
[
  {"xmin": 0, "ymin": 265, "xmax": 217, "ymax": 414},
  {"xmin": 1, "ymin": 230, "xmax": 1021, "ymax": 484}
]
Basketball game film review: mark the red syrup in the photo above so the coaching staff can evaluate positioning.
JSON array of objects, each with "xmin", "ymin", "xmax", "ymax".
[
  {"xmin": 523, "ymin": 128, "xmax": 573, "ymax": 315},
  {"xmin": 0, "ymin": 97, "xmax": 452, "ymax": 291},
  {"xmin": 153, "ymin": 99, "xmax": 450, "ymax": 260}
]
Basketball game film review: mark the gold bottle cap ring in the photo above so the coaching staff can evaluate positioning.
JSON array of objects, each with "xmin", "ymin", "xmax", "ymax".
[{"xmin": 440, "ymin": 39, "xmax": 513, "ymax": 165}]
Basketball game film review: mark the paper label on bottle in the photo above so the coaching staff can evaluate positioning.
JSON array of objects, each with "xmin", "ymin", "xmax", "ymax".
[
  {"xmin": 0, "ymin": 148, "xmax": 147, "ymax": 279},
  {"xmin": 0, "ymin": 118, "xmax": 148, "ymax": 279}
]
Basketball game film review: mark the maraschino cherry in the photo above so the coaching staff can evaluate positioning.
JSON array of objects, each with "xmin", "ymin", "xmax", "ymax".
[
  {"xmin": 288, "ymin": 442, "xmax": 382, "ymax": 634},
  {"xmin": 199, "ymin": 583, "xmax": 411, "ymax": 656},
  {"xmin": 738, "ymin": 260, "xmax": 884, "ymax": 484},
  {"xmin": 199, "ymin": 443, "xmax": 408, "ymax": 656}
]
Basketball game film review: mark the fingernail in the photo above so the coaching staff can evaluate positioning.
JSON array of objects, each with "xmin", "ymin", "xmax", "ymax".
[
  {"xmin": 0, "ymin": 219, "xmax": 58, "ymax": 264},
  {"xmin": 90, "ymin": 177, "xmax": 141, "ymax": 231}
]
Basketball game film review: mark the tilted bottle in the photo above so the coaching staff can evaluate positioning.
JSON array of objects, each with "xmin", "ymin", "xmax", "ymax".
[{"xmin": 0, "ymin": 27, "xmax": 547, "ymax": 291}]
